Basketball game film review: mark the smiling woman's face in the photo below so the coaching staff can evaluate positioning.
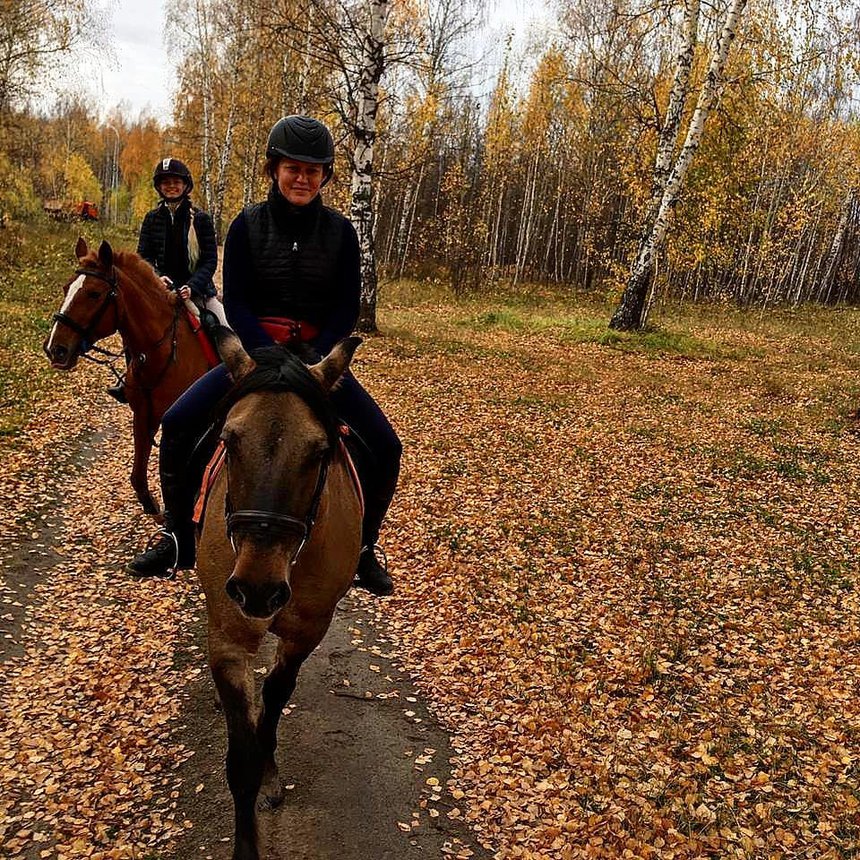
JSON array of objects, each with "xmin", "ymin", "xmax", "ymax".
[
  {"xmin": 158, "ymin": 176, "xmax": 187, "ymax": 200},
  {"xmin": 275, "ymin": 159, "xmax": 325, "ymax": 206}
]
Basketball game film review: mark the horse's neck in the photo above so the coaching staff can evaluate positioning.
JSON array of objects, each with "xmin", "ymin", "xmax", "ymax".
[{"xmin": 116, "ymin": 267, "xmax": 182, "ymax": 353}]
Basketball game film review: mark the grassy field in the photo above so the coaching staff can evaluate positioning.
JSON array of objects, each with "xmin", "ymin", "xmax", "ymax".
[{"xmin": 3, "ymin": 223, "xmax": 860, "ymax": 857}]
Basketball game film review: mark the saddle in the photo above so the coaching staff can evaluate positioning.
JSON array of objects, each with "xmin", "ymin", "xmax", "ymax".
[{"xmin": 193, "ymin": 427, "xmax": 364, "ymax": 531}]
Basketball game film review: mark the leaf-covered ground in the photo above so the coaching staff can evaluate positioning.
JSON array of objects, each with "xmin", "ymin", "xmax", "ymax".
[
  {"xmin": 371, "ymin": 293, "xmax": 860, "ymax": 859},
  {"xmin": 2, "ymin": 240, "xmax": 860, "ymax": 859},
  {"xmin": 0, "ymin": 370, "xmax": 201, "ymax": 859}
]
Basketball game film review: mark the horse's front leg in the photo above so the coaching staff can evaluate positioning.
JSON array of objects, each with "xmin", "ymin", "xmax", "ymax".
[
  {"xmin": 209, "ymin": 634, "xmax": 265, "ymax": 860},
  {"xmin": 129, "ymin": 406, "xmax": 160, "ymax": 516},
  {"xmin": 256, "ymin": 645, "xmax": 309, "ymax": 810}
]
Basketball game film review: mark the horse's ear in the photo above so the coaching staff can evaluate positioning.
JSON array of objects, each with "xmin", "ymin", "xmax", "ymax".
[
  {"xmin": 75, "ymin": 237, "xmax": 88, "ymax": 260},
  {"xmin": 98, "ymin": 240, "xmax": 113, "ymax": 269},
  {"xmin": 310, "ymin": 336, "xmax": 362, "ymax": 391},
  {"xmin": 214, "ymin": 327, "xmax": 255, "ymax": 381}
]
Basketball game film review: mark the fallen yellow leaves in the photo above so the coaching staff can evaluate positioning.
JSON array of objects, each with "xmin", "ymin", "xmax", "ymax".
[
  {"xmin": 4, "ymin": 297, "xmax": 860, "ymax": 859},
  {"xmin": 360, "ymin": 304, "xmax": 860, "ymax": 858},
  {"xmin": 0, "ymin": 367, "xmax": 198, "ymax": 859}
]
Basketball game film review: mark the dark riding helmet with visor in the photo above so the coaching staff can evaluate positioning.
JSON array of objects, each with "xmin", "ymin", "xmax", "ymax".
[
  {"xmin": 153, "ymin": 157, "xmax": 194, "ymax": 196},
  {"xmin": 266, "ymin": 116, "xmax": 335, "ymax": 186}
]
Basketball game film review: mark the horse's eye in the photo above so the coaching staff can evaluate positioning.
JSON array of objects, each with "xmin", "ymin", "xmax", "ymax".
[
  {"xmin": 87, "ymin": 290, "xmax": 101, "ymax": 300},
  {"xmin": 220, "ymin": 431, "xmax": 238, "ymax": 452}
]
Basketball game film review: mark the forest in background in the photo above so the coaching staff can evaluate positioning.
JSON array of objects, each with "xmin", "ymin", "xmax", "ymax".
[{"xmin": 2, "ymin": 0, "xmax": 860, "ymax": 313}]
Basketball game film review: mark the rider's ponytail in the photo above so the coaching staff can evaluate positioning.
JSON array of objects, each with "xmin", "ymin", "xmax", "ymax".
[{"xmin": 187, "ymin": 209, "xmax": 200, "ymax": 272}]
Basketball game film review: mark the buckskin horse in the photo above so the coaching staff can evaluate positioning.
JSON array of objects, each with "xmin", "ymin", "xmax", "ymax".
[
  {"xmin": 196, "ymin": 330, "xmax": 362, "ymax": 860},
  {"xmin": 43, "ymin": 238, "xmax": 214, "ymax": 515}
]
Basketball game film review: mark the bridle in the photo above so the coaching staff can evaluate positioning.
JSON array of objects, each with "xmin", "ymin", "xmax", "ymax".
[
  {"xmin": 49, "ymin": 264, "xmax": 183, "ymax": 428},
  {"xmin": 224, "ymin": 445, "xmax": 335, "ymax": 567},
  {"xmin": 51, "ymin": 268, "xmax": 119, "ymax": 351}
]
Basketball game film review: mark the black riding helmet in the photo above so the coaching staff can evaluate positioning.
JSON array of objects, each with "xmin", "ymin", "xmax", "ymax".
[
  {"xmin": 266, "ymin": 116, "xmax": 335, "ymax": 186},
  {"xmin": 153, "ymin": 158, "xmax": 193, "ymax": 195}
]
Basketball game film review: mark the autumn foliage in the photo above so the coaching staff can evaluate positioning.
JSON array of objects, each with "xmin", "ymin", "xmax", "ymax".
[{"xmin": 3, "ymin": 1, "xmax": 860, "ymax": 312}]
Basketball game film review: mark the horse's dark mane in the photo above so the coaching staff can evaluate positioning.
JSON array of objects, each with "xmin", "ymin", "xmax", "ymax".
[{"xmin": 216, "ymin": 345, "xmax": 339, "ymax": 442}]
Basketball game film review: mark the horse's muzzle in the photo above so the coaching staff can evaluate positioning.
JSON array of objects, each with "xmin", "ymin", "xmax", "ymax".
[
  {"xmin": 225, "ymin": 576, "xmax": 291, "ymax": 619},
  {"xmin": 43, "ymin": 338, "xmax": 77, "ymax": 370}
]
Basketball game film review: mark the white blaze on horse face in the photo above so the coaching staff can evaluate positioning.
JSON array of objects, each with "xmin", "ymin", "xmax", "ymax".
[{"xmin": 48, "ymin": 274, "xmax": 86, "ymax": 343}]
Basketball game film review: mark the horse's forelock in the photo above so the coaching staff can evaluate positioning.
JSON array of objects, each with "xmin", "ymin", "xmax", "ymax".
[{"xmin": 217, "ymin": 346, "xmax": 339, "ymax": 442}]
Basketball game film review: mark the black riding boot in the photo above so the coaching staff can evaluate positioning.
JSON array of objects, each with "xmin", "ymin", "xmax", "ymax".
[
  {"xmin": 355, "ymin": 545, "xmax": 393, "ymax": 596},
  {"xmin": 127, "ymin": 435, "xmax": 198, "ymax": 579}
]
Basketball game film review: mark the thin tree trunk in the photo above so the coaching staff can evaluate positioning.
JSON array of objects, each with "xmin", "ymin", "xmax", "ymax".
[
  {"xmin": 610, "ymin": 0, "xmax": 747, "ymax": 331},
  {"xmin": 194, "ymin": 0, "xmax": 215, "ymax": 212},
  {"xmin": 351, "ymin": 0, "xmax": 390, "ymax": 333},
  {"xmin": 398, "ymin": 163, "xmax": 424, "ymax": 278},
  {"xmin": 651, "ymin": 0, "xmax": 700, "ymax": 210},
  {"xmin": 212, "ymin": 97, "xmax": 236, "ymax": 241},
  {"xmin": 819, "ymin": 187, "xmax": 858, "ymax": 302}
]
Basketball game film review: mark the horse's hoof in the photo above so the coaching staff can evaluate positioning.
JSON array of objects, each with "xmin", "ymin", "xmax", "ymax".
[
  {"xmin": 231, "ymin": 840, "xmax": 260, "ymax": 860},
  {"xmin": 258, "ymin": 777, "xmax": 286, "ymax": 810}
]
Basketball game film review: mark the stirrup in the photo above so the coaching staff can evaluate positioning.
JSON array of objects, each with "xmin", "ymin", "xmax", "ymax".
[
  {"xmin": 363, "ymin": 543, "xmax": 388, "ymax": 571},
  {"xmin": 355, "ymin": 543, "xmax": 393, "ymax": 596},
  {"xmin": 157, "ymin": 529, "xmax": 180, "ymax": 579},
  {"xmin": 106, "ymin": 381, "xmax": 127, "ymax": 404}
]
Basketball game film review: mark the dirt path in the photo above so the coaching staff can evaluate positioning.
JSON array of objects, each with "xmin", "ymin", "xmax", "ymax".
[
  {"xmin": 171, "ymin": 593, "xmax": 489, "ymax": 860},
  {"xmin": 0, "ymin": 380, "xmax": 490, "ymax": 860}
]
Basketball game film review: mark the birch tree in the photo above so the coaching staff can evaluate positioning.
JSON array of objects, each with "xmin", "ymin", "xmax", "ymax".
[
  {"xmin": 351, "ymin": 0, "xmax": 391, "ymax": 332},
  {"xmin": 609, "ymin": 0, "xmax": 747, "ymax": 330},
  {"xmin": 0, "ymin": 0, "xmax": 100, "ymax": 119}
]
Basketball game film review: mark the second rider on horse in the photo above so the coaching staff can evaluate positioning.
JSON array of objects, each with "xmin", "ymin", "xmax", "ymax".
[
  {"xmin": 108, "ymin": 158, "xmax": 224, "ymax": 402},
  {"xmin": 126, "ymin": 117, "xmax": 401, "ymax": 597}
]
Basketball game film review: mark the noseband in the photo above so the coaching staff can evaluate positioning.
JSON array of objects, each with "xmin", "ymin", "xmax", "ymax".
[
  {"xmin": 51, "ymin": 268, "xmax": 119, "ymax": 348},
  {"xmin": 225, "ymin": 448, "xmax": 333, "ymax": 567}
]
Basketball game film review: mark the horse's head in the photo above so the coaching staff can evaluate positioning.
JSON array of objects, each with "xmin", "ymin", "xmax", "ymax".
[
  {"xmin": 43, "ymin": 238, "xmax": 120, "ymax": 369},
  {"xmin": 214, "ymin": 329, "xmax": 361, "ymax": 620}
]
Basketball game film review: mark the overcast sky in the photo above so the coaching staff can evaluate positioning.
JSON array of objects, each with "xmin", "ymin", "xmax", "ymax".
[
  {"xmin": 83, "ymin": 0, "xmax": 554, "ymax": 124},
  {"xmin": 90, "ymin": 0, "xmax": 173, "ymax": 122}
]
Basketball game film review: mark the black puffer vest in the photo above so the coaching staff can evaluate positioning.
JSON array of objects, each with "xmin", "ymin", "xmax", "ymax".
[{"xmin": 243, "ymin": 186, "xmax": 345, "ymax": 324}]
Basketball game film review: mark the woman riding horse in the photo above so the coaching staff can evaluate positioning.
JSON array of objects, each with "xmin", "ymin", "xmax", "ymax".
[
  {"xmin": 108, "ymin": 158, "xmax": 224, "ymax": 402},
  {"xmin": 126, "ymin": 116, "xmax": 401, "ymax": 597}
]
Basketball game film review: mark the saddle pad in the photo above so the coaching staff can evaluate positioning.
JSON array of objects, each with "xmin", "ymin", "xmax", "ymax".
[
  {"xmin": 192, "ymin": 440, "xmax": 226, "ymax": 527},
  {"xmin": 192, "ymin": 431, "xmax": 364, "ymax": 531},
  {"xmin": 183, "ymin": 305, "xmax": 220, "ymax": 368}
]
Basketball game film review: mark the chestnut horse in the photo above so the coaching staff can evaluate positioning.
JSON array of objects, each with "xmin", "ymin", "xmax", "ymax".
[
  {"xmin": 44, "ymin": 238, "xmax": 213, "ymax": 515},
  {"xmin": 197, "ymin": 331, "xmax": 362, "ymax": 860}
]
